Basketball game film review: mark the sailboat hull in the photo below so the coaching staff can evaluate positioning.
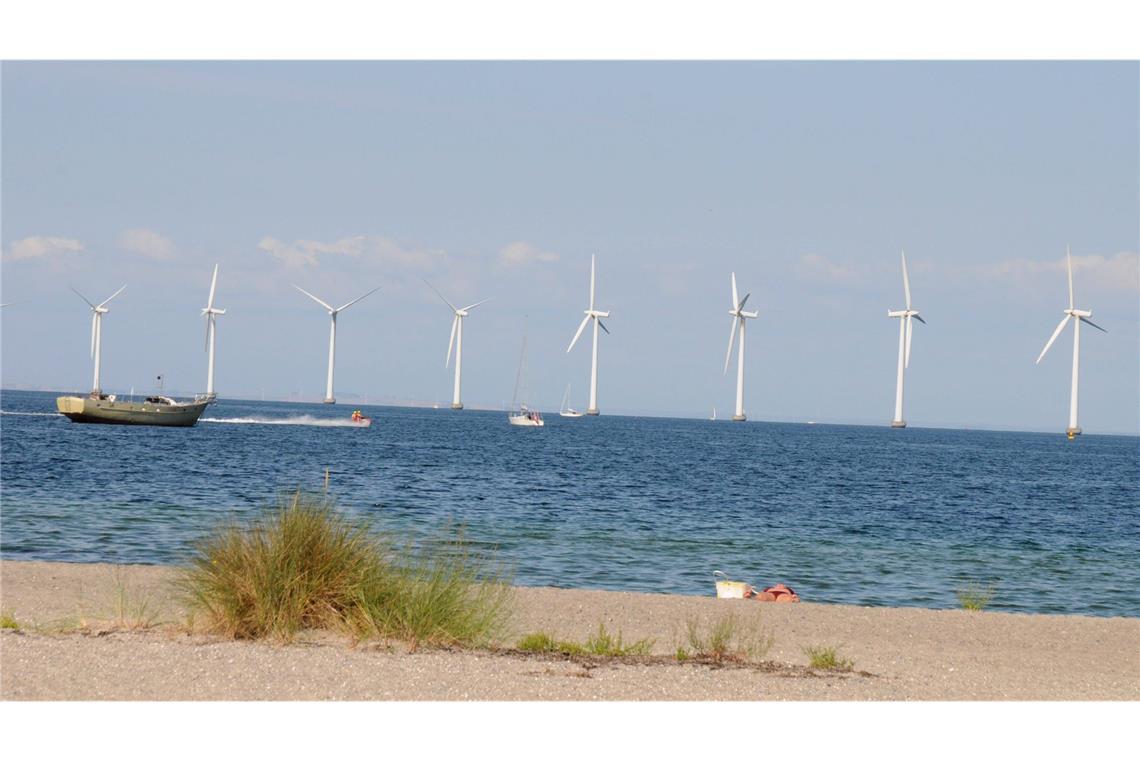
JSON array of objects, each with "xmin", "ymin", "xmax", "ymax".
[{"xmin": 56, "ymin": 395, "xmax": 209, "ymax": 427}]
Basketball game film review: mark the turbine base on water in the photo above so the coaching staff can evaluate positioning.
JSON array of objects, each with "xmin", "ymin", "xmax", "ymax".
[
  {"xmin": 891, "ymin": 420, "xmax": 907, "ymax": 428},
  {"xmin": 1066, "ymin": 426, "xmax": 1082, "ymax": 436},
  {"xmin": 586, "ymin": 408, "xmax": 600, "ymax": 416},
  {"xmin": 451, "ymin": 402, "xmax": 463, "ymax": 410},
  {"xmin": 323, "ymin": 398, "xmax": 336, "ymax": 405},
  {"xmin": 732, "ymin": 414, "xmax": 746, "ymax": 422}
]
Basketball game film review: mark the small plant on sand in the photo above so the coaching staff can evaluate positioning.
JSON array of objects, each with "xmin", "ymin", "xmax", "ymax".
[
  {"xmin": 956, "ymin": 583, "xmax": 997, "ymax": 611},
  {"xmin": 179, "ymin": 491, "xmax": 512, "ymax": 647},
  {"xmin": 0, "ymin": 610, "xmax": 18, "ymax": 630},
  {"xmin": 516, "ymin": 624, "xmax": 653, "ymax": 657},
  {"xmin": 804, "ymin": 644, "xmax": 854, "ymax": 671},
  {"xmin": 110, "ymin": 568, "xmax": 160, "ymax": 630},
  {"xmin": 584, "ymin": 623, "xmax": 654, "ymax": 657},
  {"xmin": 684, "ymin": 613, "xmax": 774, "ymax": 662}
]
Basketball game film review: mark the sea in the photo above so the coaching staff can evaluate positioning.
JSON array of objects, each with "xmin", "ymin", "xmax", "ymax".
[{"xmin": 1, "ymin": 389, "xmax": 1137, "ymax": 618}]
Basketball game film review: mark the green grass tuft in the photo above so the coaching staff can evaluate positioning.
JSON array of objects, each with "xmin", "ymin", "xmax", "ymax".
[
  {"xmin": 804, "ymin": 644, "xmax": 854, "ymax": 671},
  {"xmin": 179, "ymin": 491, "xmax": 512, "ymax": 647},
  {"xmin": 517, "ymin": 624, "xmax": 652, "ymax": 658},
  {"xmin": 684, "ymin": 613, "xmax": 773, "ymax": 662},
  {"xmin": 0, "ymin": 610, "xmax": 18, "ymax": 630},
  {"xmin": 956, "ymin": 583, "xmax": 997, "ymax": 611}
]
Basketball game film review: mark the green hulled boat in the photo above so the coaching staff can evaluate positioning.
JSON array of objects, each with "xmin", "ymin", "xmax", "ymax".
[{"xmin": 56, "ymin": 393, "xmax": 211, "ymax": 427}]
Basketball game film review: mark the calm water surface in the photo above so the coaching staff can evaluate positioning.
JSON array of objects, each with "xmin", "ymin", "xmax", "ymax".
[{"xmin": 2, "ymin": 390, "xmax": 1137, "ymax": 617}]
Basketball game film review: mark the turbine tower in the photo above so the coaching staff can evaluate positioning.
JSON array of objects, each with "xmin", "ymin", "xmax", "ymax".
[
  {"xmin": 294, "ymin": 284, "xmax": 381, "ymax": 404},
  {"xmin": 424, "ymin": 279, "xmax": 491, "ymax": 410},
  {"xmin": 723, "ymin": 272, "xmax": 758, "ymax": 422},
  {"xmin": 70, "ymin": 284, "xmax": 126, "ymax": 397},
  {"xmin": 1035, "ymin": 246, "xmax": 1107, "ymax": 436},
  {"xmin": 566, "ymin": 254, "xmax": 610, "ymax": 416},
  {"xmin": 201, "ymin": 264, "xmax": 225, "ymax": 399},
  {"xmin": 887, "ymin": 250, "xmax": 926, "ymax": 428}
]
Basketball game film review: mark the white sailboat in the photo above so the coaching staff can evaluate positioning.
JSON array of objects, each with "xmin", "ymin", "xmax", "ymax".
[
  {"xmin": 710, "ymin": 407, "xmax": 717, "ymax": 421},
  {"xmin": 559, "ymin": 384, "xmax": 584, "ymax": 418},
  {"xmin": 508, "ymin": 330, "xmax": 544, "ymax": 427}
]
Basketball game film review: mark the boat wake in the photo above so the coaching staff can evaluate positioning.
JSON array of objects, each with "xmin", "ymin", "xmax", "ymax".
[
  {"xmin": 200, "ymin": 415, "xmax": 366, "ymax": 428},
  {"xmin": 0, "ymin": 411, "xmax": 59, "ymax": 417}
]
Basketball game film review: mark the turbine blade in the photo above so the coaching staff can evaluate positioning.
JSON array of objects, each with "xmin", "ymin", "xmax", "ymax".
[
  {"xmin": 738, "ymin": 292, "xmax": 751, "ymax": 311},
  {"xmin": 460, "ymin": 297, "xmax": 492, "ymax": 312},
  {"xmin": 1066, "ymin": 245, "xmax": 1074, "ymax": 310},
  {"xmin": 336, "ymin": 285, "xmax": 381, "ymax": 312},
  {"xmin": 422, "ymin": 278, "xmax": 457, "ymax": 312},
  {"xmin": 905, "ymin": 316, "xmax": 913, "ymax": 369},
  {"xmin": 90, "ymin": 313, "xmax": 97, "ymax": 357},
  {"xmin": 1079, "ymin": 316, "xmax": 1107, "ymax": 333},
  {"xmin": 730, "ymin": 272, "xmax": 739, "ymax": 310},
  {"xmin": 207, "ymin": 264, "xmax": 219, "ymax": 310},
  {"xmin": 913, "ymin": 314, "xmax": 927, "ymax": 325},
  {"xmin": 97, "ymin": 284, "xmax": 127, "ymax": 309},
  {"xmin": 70, "ymin": 286, "xmax": 96, "ymax": 309},
  {"xmin": 589, "ymin": 255, "xmax": 596, "ymax": 311},
  {"xmin": 567, "ymin": 314, "xmax": 591, "ymax": 353},
  {"xmin": 446, "ymin": 315, "xmax": 458, "ymax": 367},
  {"xmin": 724, "ymin": 316, "xmax": 739, "ymax": 374},
  {"xmin": 1036, "ymin": 315, "xmax": 1071, "ymax": 364},
  {"xmin": 293, "ymin": 285, "xmax": 335, "ymax": 312},
  {"xmin": 598, "ymin": 320, "xmax": 610, "ymax": 335},
  {"xmin": 901, "ymin": 250, "xmax": 912, "ymax": 310}
]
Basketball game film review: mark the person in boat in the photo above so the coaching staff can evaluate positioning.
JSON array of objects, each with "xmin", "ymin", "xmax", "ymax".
[{"xmin": 351, "ymin": 410, "xmax": 362, "ymax": 422}]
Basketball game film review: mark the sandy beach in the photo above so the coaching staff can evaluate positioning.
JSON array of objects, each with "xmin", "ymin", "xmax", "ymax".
[{"xmin": 1, "ymin": 559, "xmax": 1136, "ymax": 700}]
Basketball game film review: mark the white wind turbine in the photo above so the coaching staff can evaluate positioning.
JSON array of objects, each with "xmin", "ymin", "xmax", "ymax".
[
  {"xmin": 566, "ymin": 254, "xmax": 610, "ymax": 416},
  {"xmin": 1035, "ymin": 246, "xmax": 1107, "ymax": 436},
  {"xmin": 424, "ymin": 279, "xmax": 491, "ymax": 410},
  {"xmin": 887, "ymin": 250, "xmax": 926, "ymax": 428},
  {"xmin": 71, "ymin": 284, "xmax": 127, "ymax": 396},
  {"xmin": 201, "ymin": 264, "xmax": 225, "ymax": 399},
  {"xmin": 723, "ymin": 272, "xmax": 758, "ymax": 422},
  {"xmin": 294, "ymin": 284, "xmax": 381, "ymax": 404}
]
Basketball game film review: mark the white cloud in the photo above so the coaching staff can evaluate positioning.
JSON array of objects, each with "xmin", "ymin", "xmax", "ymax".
[
  {"xmin": 259, "ymin": 235, "xmax": 440, "ymax": 271},
  {"xmin": 119, "ymin": 228, "xmax": 176, "ymax": 260},
  {"xmin": 795, "ymin": 253, "xmax": 858, "ymax": 282},
  {"xmin": 4, "ymin": 236, "xmax": 85, "ymax": 261},
  {"xmin": 497, "ymin": 241, "xmax": 559, "ymax": 267},
  {"xmin": 981, "ymin": 251, "xmax": 1139, "ymax": 293}
]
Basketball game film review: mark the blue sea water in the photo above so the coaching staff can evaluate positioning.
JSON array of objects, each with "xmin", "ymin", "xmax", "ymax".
[{"xmin": 1, "ymin": 389, "xmax": 1137, "ymax": 617}]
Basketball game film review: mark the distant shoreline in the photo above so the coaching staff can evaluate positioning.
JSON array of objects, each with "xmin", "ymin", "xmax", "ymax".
[
  {"xmin": 3, "ymin": 387, "xmax": 1139, "ymax": 436},
  {"xmin": 2, "ymin": 559, "xmax": 1137, "ymax": 700}
]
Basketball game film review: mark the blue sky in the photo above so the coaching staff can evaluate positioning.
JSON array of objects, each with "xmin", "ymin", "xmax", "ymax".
[{"xmin": 2, "ymin": 61, "xmax": 1137, "ymax": 433}]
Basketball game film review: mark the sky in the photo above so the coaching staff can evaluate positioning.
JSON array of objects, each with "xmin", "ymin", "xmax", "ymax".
[{"xmin": 2, "ymin": 61, "xmax": 1137, "ymax": 433}]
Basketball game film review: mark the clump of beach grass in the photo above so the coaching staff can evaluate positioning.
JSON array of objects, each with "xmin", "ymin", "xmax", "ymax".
[
  {"xmin": 516, "ymin": 624, "xmax": 653, "ymax": 658},
  {"xmin": 110, "ymin": 567, "xmax": 161, "ymax": 630},
  {"xmin": 956, "ymin": 582, "xmax": 997, "ymax": 611},
  {"xmin": 0, "ymin": 610, "xmax": 18, "ymax": 630},
  {"xmin": 179, "ymin": 491, "xmax": 512, "ymax": 647},
  {"xmin": 679, "ymin": 613, "xmax": 774, "ymax": 663},
  {"xmin": 804, "ymin": 644, "xmax": 854, "ymax": 671}
]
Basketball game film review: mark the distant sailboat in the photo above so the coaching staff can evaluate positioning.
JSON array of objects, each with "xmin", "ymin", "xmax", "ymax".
[
  {"xmin": 508, "ymin": 329, "xmax": 544, "ymax": 427},
  {"xmin": 710, "ymin": 406, "xmax": 717, "ymax": 421},
  {"xmin": 559, "ymin": 384, "xmax": 584, "ymax": 418}
]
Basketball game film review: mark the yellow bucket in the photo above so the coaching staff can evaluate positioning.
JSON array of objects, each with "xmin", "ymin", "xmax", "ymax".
[{"xmin": 713, "ymin": 571, "xmax": 749, "ymax": 599}]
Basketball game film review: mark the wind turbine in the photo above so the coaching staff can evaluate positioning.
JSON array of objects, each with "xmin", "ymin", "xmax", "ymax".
[
  {"xmin": 294, "ymin": 284, "xmax": 381, "ymax": 404},
  {"xmin": 566, "ymin": 254, "xmax": 610, "ymax": 416},
  {"xmin": 201, "ymin": 264, "xmax": 225, "ymax": 399},
  {"xmin": 1035, "ymin": 246, "xmax": 1107, "ymax": 436},
  {"xmin": 723, "ymin": 272, "xmax": 758, "ymax": 422},
  {"xmin": 887, "ymin": 250, "xmax": 926, "ymax": 428},
  {"xmin": 70, "ymin": 284, "xmax": 126, "ymax": 396},
  {"xmin": 424, "ymin": 279, "xmax": 491, "ymax": 410}
]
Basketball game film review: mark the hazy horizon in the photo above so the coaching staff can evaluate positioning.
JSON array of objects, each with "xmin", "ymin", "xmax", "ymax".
[{"xmin": 2, "ymin": 62, "xmax": 1137, "ymax": 435}]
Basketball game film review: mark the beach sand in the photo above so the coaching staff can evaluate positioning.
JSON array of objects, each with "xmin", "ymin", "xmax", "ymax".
[{"xmin": 1, "ymin": 560, "xmax": 1136, "ymax": 700}]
